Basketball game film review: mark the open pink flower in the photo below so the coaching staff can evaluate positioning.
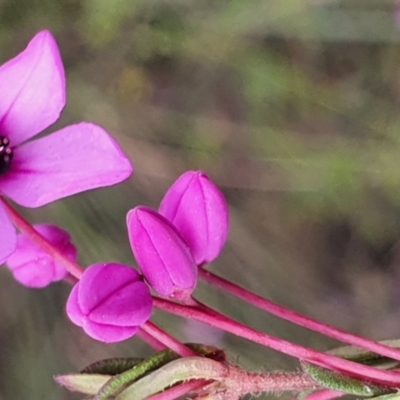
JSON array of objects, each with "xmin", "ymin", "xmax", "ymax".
[
  {"xmin": 6, "ymin": 224, "xmax": 77, "ymax": 288},
  {"xmin": 66, "ymin": 263, "xmax": 153, "ymax": 343},
  {"xmin": 0, "ymin": 31, "xmax": 133, "ymax": 264}
]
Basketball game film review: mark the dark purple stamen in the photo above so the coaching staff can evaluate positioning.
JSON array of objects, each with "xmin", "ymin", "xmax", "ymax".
[{"xmin": 0, "ymin": 136, "xmax": 13, "ymax": 175}]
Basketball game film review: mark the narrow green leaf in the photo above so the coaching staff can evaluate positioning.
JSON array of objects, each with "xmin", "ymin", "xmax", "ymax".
[
  {"xmin": 81, "ymin": 357, "xmax": 144, "ymax": 375},
  {"xmin": 115, "ymin": 356, "xmax": 227, "ymax": 400},
  {"xmin": 327, "ymin": 340, "xmax": 400, "ymax": 368},
  {"xmin": 301, "ymin": 361, "xmax": 393, "ymax": 397},
  {"xmin": 370, "ymin": 392, "xmax": 400, "ymax": 400},
  {"xmin": 94, "ymin": 343, "xmax": 224, "ymax": 400},
  {"xmin": 55, "ymin": 373, "xmax": 111, "ymax": 395}
]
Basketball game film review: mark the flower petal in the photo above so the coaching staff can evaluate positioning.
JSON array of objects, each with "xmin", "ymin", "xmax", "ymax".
[
  {"xmin": 0, "ymin": 123, "xmax": 133, "ymax": 207},
  {"xmin": 89, "ymin": 281, "xmax": 152, "ymax": 326},
  {"xmin": 82, "ymin": 320, "xmax": 139, "ymax": 343},
  {"xmin": 0, "ymin": 30, "xmax": 65, "ymax": 146},
  {"xmin": 66, "ymin": 284, "xmax": 84, "ymax": 327},
  {"xmin": 0, "ymin": 202, "xmax": 17, "ymax": 264},
  {"xmin": 10, "ymin": 259, "xmax": 54, "ymax": 288},
  {"xmin": 77, "ymin": 263, "xmax": 141, "ymax": 315},
  {"xmin": 6, "ymin": 224, "xmax": 74, "ymax": 287}
]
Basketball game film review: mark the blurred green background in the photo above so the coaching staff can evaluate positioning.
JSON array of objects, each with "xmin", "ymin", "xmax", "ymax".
[{"xmin": 2, "ymin": 0, "xmax": 400, "ymax": 398}]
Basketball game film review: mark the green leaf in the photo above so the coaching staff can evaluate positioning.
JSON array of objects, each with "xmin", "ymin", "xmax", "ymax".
[
  {"xmin": 54, "ymin": 373, "xmax": 111, "ymax": 395},
  {"xmin": 327, "ymin": 339, "xmax": 400, "ymax": 368},
  {"xmin": 94, "ymin": 343, "xmax": 225, "ymax": 400},
  {"xmin": 370, "ymin": 392, "xmax": 400, "ymax": 400},
  {"xmin": 301, "ymin": 361, "xmax": 393, "ymax": 397},
  {"xmin": 115, "ymin": 356, "xmax": 227, "ymax": 400},
  {"xmin": 81, "ymin": 357, "xmax": 144, "ymax": 375}
]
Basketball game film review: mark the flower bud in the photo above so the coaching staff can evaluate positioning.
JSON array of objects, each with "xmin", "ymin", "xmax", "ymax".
[
  {"xmin": 127, "ymin": 206, "xmax": 197, "ymax": 299},
  {"xmin": 6, "ymin": 223, "xmax": 76, "ymax": 288},
  {"xmin": 66, "ymin": 263, "xmax": 152, "ymax": 343},
  {"xmin": 159, "ymin": 170, "xmax": 228, "ymax": 265}
]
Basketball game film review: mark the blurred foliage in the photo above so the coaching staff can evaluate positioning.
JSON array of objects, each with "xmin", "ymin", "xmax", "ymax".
[{"xmin": 2, "ymin": 0, "xmax": 400, "ymax": 399}]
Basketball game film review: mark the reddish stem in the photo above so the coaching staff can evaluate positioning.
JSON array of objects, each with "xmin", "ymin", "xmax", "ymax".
[
  {"xmin": 137, "ymin": 327, "xmax": 166, "ymax": 351},
  {"xmin": 64, "ymin": 273, "xmax": 79, "ymax": 285},
  {"xmin": 141, "ymin": 321, "xmax": 197, "ymax": 357},
  {"xmin": 1, "ymin": 197, "xmax": 83, "ymax": 279},
  {"xmin": 199, "ymin": 268, "xmax": 400, "ymax": 362},
  {"xmin": 1, "ymin": 199, "xmax": 195, "ymax": 359},
  {"xmin": 225, "ymin": 367, "xmax": 320, "ymax": 396},
  {"xmin": 146, "ymin": 380, "xmax": 211, "ymax": 400},
  {"xmin": 153, "ymin": 297, "xmax": 400, "ymax": 387},
  {"xmin": 303, "ymin": 389, "xmax": 345, "ymax": 400}
]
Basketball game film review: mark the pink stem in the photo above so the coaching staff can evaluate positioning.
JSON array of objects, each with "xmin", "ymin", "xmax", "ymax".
[
  {"xmin": 1, "ymin": 198, "xmax": 83, "ymax": 279},
  {"xmin": 137, "ymin": 327, "xmax": 166, "ymax": 351},
  {"xmin": 63, "ymin": 273, "xmax": 79, "ymax": 285},
  {"xmin": 1, "ymin": 199, "xmax": 196, "ymax": 359},
  {"xmin": 146, "ymin": 380, "xmax": 211, "ymax": 400},
  {"xmin": 141, "ymin": 321, "xmax": 197, "ymax": 357},
  {"xmin": 226, "ymin": 368, "xmax": 320, "ymax": 396},
  {"xmin": 153, "ymin": 297, "xmax": 400, "ymax": 387},
  {"xmin": 199, "ymin": 268, "xmax": 400, "ymax": 362},
  {"xmin": 302, "ymin": 389, "xmax": 345, "ymax": 400}
]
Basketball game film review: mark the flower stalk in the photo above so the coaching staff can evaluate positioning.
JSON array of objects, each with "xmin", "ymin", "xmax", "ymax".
[
  {"xmin": 198, "ymin": 268, "xmax": 400, "ymax": 363},
  {"xmin": 140, "ymin": 321, "xmax": 198, "ymax": 357},
  {"xmin": 1, "ymin": 197, "xmax": 84, "ymax": 279},
  {"xmin": 152, "ymin": 296, "xmax": 400, "ymax": 387}
]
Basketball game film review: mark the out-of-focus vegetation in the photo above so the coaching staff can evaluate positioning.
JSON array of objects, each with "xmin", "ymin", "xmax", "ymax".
[{"xmin": 2, "ymin": 1, "xmax": 400, "ymax": 399}]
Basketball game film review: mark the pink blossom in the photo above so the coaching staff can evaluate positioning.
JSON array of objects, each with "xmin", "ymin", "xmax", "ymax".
[
  {"xmin": 0, "ymin": 31, "xmax": 133, "ymax": 264},
  {"xmin": 6, "ymin": 224, "xmax": 76, "ymax": 288},
  {"xmin": 159, "ymin": 171, "xmax": 228, "ymax": 265},
  {"xmin": 127, "ymin": 206, "xmax": 197, "ymax": 299},
  {"xmin": 66, "ymin": 263, "xmax": 152, "ymax": 343}
]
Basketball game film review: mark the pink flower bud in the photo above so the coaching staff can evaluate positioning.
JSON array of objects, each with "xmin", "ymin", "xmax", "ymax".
[
  {"xmin": 127, "ymin": 206, "xmax": 197, "ymax": 299},
  {"xmin": 6, "ymin": 224, "xmax": 76, "ymax": 288},
  {"xmin": 66, "ymin": 263, "xmax": 152, "ymax": 343},
  {"xmin": 159, "ymin": 171, "xmax": 228, "ymax": 265}
]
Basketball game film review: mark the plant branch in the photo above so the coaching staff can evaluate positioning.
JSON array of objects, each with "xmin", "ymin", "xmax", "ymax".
[
  {"xmin": 1, "ymin": 197, "xmax": 84, "ymax": 279},
  {"xmin": 153, "ymin": 296, "xmax": 400, "ymax": 387},
  {"xmin": 198, "ymin": 268, "xmax": 400, "ymax": 362}
]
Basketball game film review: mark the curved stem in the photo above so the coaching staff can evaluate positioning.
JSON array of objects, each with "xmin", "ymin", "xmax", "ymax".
[
  {"xmin": 153, "ymin": 297, "xmax": 400, "ymax": 387},
  {"xmin": 199, "ymin": 268, "xmax": 400, "ymax": 362},
  {"xmin": 1, "ymin": 197, "xmax": 83, "ymax": 279}
]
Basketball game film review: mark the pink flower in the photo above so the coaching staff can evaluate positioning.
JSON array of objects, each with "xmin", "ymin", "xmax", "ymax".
[
  {"xmin": 0, "ymin": 31, "xmax": 133, "ymax": 264},
  {"xmin": 6, "ymin": 224, "xmax": 76, "ymax": 288},
  {"xmin": 127, "ymin": 206, "xmax": 197, "ymax": 299},
  {"xmin": 66, "ymin": 263, "xmax": 152, "ymax": 343},
  {"xmin": 159, "ymin": 171, "xmax": 228, "ymax": 265}
]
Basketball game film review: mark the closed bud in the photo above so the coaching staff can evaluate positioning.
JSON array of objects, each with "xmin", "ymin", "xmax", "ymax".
[
  {"xmin": 159, "ymin": 170, "xmax": 228, "ymax": 265},
  {"xmin": 127, "ymin": 206, "xmax": 197, "ymax": 299},
  {"xmin": 66, "ymin": 263, "xmax": 152, "ymax": 343},
  {"xmin": 6, "ymin": 223, "xmax": 76, "ymax": 288}
]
